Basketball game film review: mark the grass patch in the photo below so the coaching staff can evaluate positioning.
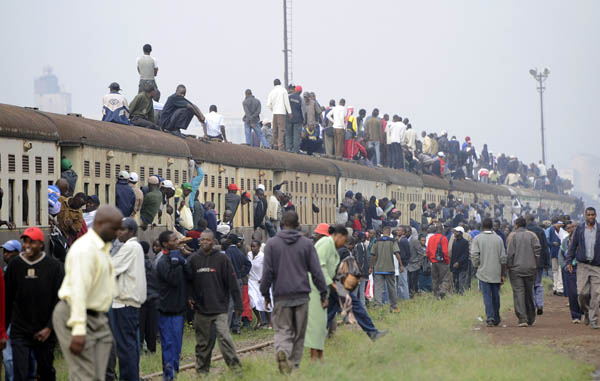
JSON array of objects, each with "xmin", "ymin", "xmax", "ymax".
[{"xmin": 55, "ymin": 281, "xmax": 593, "ymax": 380}]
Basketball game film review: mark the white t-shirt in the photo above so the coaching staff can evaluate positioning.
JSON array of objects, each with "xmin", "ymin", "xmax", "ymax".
[
  {"xmin": 327, "ymin": 105, "xmax": 347, "ymax": 129},
  {"xmin": 204, "ymin": 111, "xmax": 225, "ymax": 137},
  {"xmin": 137, "ymin": 55, "xmax": 158, "ymax": 80}
]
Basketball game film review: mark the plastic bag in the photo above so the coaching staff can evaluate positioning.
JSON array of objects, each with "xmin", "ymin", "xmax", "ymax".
[
  {"xmin": 365, "ymin": 274, "xmax": 374, "ymax": 299},
  {"xmin": 179, "ymin": 204, "xmax": 194, "ymax": 230}
]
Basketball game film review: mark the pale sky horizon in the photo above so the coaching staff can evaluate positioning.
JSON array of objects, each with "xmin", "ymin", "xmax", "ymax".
[{"xmin": 1, "ymin": 1, "xmax": 599, "ymax": 176}]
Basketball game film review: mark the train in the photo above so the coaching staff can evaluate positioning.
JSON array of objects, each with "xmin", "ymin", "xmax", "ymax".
[{"xmin": 0, "ymin": 103, "xmax": 577, "ymax": 243}]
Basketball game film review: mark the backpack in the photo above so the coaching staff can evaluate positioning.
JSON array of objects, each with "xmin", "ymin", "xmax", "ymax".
[
  {"xmin": 50, "ymin": 225, "xmax": 69, "ymax": 263},
  {"xmin": 421, "ymin": 256, "xmax": 432, "ymax": 275},
  {"xmin": 434, "ymin": 237, "xmax": 445, "ymax": 263},
  {"xmin": 337, "ymin": 255, "xmax": 362, "ymax": 291}
]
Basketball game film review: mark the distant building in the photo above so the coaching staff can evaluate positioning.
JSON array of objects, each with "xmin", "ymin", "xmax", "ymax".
[{"xmin": 34, "ymin": 66, "xmax": 71, "ymax": 114}]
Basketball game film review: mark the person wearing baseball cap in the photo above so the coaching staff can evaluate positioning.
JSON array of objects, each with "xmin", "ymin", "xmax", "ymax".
[
  {"xmin": 102, "ymin": 82, "xmax": 131, "ymax": 125},
  {"xmin": 226, "ymin": 184, "xmax": 241, "ymax": 220},
  {"xmin": 109, "ymin": 217, "xmax": 146, "ymax": 380},
  {"xmin": 450, "ymin": 226, "xmax": 470, "ymax": 294},
  {"xmin": 2, "ymin": 239, "xmax": 21, "ymax": 267},
  {"xmin": 140, "ymin": 176, "xmax": 163, "ymax": 229},
  {"xmin": 287, "ymin": 84, "xmax": 305, "ymax": 153},
  {"xmin": 116, "ymin": 170, "xmax": 136, "ymax": 218},
  {"xmin": 5, "ymin": 226, "xmax": 63, "ymax": 379},
  {"xmin": 128, "ymin": 172, "xmax": 144, "ymax": 218}
]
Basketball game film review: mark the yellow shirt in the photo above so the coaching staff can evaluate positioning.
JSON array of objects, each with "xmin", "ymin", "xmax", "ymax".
[{"xmin": 58, "ymin": 229, "xmax": 118, "ymax": 336}]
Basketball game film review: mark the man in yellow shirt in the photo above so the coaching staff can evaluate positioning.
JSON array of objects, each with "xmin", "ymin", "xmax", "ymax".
[{"xmin": 52, "ymin": 205, "xmax": 123, "ymax": 379}]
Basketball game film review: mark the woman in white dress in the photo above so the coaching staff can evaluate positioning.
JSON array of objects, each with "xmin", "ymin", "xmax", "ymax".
[{"xmin": 247, "ymin": 240, "xmax": 271, "ymax": 328}]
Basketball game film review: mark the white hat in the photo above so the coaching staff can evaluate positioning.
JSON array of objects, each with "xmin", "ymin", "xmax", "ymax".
[
  {"xmin": 118, "ymin": 170, "xmax": 129, "ymax": 180},
  {"xmin": 161, "ymin": 180, "xmax": 175, "ymax": 190},
  {"xmin": 454, "ymin": 226, "xmax": 465, "ymax": 233},
  {"xmin": 437, "ymin": 152, "xmax": 445, "ymax": 157},
  {"xmin": 441, "ymin": 130, "xmax": 447, "ymax": 136},
  {"xmin": 129, "ymin": 172, "xmax": 139, "ymax": 183},
  {"xmin": 257, "ymin": 184, "xmax": 265, "ymax": 191}
]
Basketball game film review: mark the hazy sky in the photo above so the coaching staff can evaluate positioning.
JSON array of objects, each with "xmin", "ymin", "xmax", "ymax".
[{"xmin": 1, "ymin": 1, "xmax": 599, "ymax": 171}]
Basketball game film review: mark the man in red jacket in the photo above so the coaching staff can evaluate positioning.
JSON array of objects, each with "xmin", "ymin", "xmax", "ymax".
[{"xmin": 426, "ymin": 224, "xmax": 450, "ymax": 298}]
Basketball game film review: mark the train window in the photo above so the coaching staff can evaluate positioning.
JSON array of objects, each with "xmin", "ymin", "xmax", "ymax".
[
  {"xmin": 8, "ymin": 180, "xmax": 14, "ymax": 224},
  {"xmin": 312, "ymin": 183, "xmax": 314, "ymax": 194},
  {"xmin": 240, "ymin": 178, "xmax": 244, "ymax": 190},
  {"xmin": 183, "ymin": 171, "xmax": 187, "ymax": 183},
  {"xmin": 202, "ymin": 172, "xmax": 206, "ymax": 186},
  {"xmin": 158, "ymin": 168, "xmax": 163, "ymax": 177},
  {"xmin": 175, "ymin": 170, "xmax": 180, "ymax": 184},
  {"xmin": 218, "ymin": 176, "xmax": 222, "ymax": 189},
  {"xmin": 84, "ymin": 183, "xmax": 89, "ymax": 195},
  {"xmin": 35, "ymin": 180, "xmax": 41, "ymax": 226},
  {"xmin": 105, "ymin": 163, "xmax": 111, "ymax": 179},
  {"xmin": 22, "ymin": 155, "xmax": 29, "ymax": 173},
  {"xmin": 8, "ymin": 154, "xmax": 15, "ymax": 172},
  {"xmin": 211, "ymin": 175, "xmax": 215, "ymax": 188},
  {"xmin": 125, "ymin": 165, "xmax": 130, "ymax": 172},
  {"xmin": 149, "ymin": 167, "xmax": 154, "ymax": 176},
  {"xmin": 95, "ymin": 184, "xmax": 100, "ymax": 197},
  {"xmin": 166, "ymin": 169, "xmax": 171, "ymax": 180},
  {"xmin": 48, "ymin": 157, "xmax": 54, "ymax": 174},
  {"xmin": 305, "ymin": 183, "xmax": 307, "ymax": 193},
  {"xmin": 105, "ymin": 184, "xmax": 110, "ymax": 204},
  {"xmin": 218, "ymin": 194, "xmax": 222, "ymax": 215},
  {"xmin": 210, "ymin": 192, "xmax": 215, "ymax": 202},
  {"xmin": 140, "ymin": 167, "xmax": 145, "ymax": 182},
  {"xmin": 290, "ymin": 182, "xmax": 294, "ymax": 193},
  {"xmin": 35, "ymin": 156, "xmax": 42, "ymax": 174},
  {"xmin": 295, "ymin": 181, "xmax": 299, "ymax": 193},
  {"xmin": 22, "ymin": 180, "xmax": 29, "ymax": 225},
  {"xmin": 84, "ymin": 161, "xmax": 90, "ymax": 177},
  {"xmin": 95, "ymin": 162, "xmax": 101, "ymax": 178},
  {"xmin": 115, "ymin": 164, "xmax": 121, "ymax": 178},
  {"xmin": 253, "ymin": 179, "xmax": 256, "ymax": 191},
  {"xmin": 320, "ymin": 184, "xmax": 323, "ymax": 193}
]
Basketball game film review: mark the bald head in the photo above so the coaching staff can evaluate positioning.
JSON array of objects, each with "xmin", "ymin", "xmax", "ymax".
[{"xmin": 93, "ymin": 205, "xmax": 124, "ymax": 242}]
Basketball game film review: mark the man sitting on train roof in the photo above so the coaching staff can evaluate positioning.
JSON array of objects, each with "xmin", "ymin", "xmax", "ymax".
[
  {"xmin": 102, "ymin": 82, "xmax": 130, "ymax": 125},
  {"xmin": 160, "ymin": 84, "xmax": 205, "ymax": 137},
  {"xmin": 129, "ymin": 83, "xmax": 160, "ymax": 131}
]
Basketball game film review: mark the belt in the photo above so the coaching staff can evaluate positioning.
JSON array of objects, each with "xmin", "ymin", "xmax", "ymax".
[
  {"xmin": 578, "ymin": 260, "xmax": 597, "ymax": 266},
  {"xmin": 86, "ymin": 309, "xmax": 104, "ymax": 317}
]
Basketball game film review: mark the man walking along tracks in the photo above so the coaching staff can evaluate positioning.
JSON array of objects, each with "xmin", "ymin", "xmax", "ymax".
[{"xmin": 260, "ymin": 211, "xmax": 328, "ymax": 374}]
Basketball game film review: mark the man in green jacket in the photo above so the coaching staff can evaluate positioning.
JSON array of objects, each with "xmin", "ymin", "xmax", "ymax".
[
  {"xmin": 129, "ymin": 84, "xmax": 160, "ymax": 130},
  {"xmin": 140, "ymin": 176, "xmax": 162, "ymax": 230}
]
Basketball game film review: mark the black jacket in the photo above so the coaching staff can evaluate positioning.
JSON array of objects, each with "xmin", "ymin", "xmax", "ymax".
[
  {"xmin": 187, "ymin": 249, "xmax": 243, "ymax": 314},
  {"xmin": 450, "ymin": 237, "xmax": 470, "ymax": 272},
  {"xmin": 260, "ymin": 229, "xmax": 327, "ymax": 302},
  {"xmin": 353, "ymin": 242, "xmax": 369, "ymax": 279},
  {"xmin": 398, "ymin": 237, "xmax": 411, "ymax": 267},
  {"xmin": 253, "ymin": 195, "xmax": 267, "ymax": 229},
  {"xmin": 526, "ymin": 223, "xmax": 550, "ymax": 269},
  {"xmin": 225, "ymin": 245, "xmax": 252, "ymax": 279},
  {"xmin": 156, "ymin": 251, "xmax": 192, "ymax": 315},
  {"xmin": 144, "ymin": 255, "xmax": 159, "ymax": 302}
]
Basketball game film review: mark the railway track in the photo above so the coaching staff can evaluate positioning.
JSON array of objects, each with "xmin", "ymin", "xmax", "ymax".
[{"xmin": 140, "ymin": 340, "xmax": 274, "ymax": 380}]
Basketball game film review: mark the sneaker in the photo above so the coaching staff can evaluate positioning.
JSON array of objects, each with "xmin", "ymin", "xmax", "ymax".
[
  {"xmin": 592, "ymin": 322, "xmax": 599, "ymax": 330},
  {"xmin": 277, "ymin": 350, "xmax": 292, "ymax": 375},
  {"xmin": 369, "ymin": 330, "xmax": 388, "ymax": 342},
  {"xmin": 486, "ymin": 322, "xmax": 495, "ymax": 327},
  {"xmin": 536, "ymin": 307, "xmax": 543, "ymax": 316},
  {"xmin": 573, "ymin": 319, "xmax": 581, "ymax": 324},
  {"xmin": 584, "ymin": 314, "xmax": 590, "ymax": 325},
  {"xmin": 518, "ymin": 323, "xmax": 528, "ymax": 327}
]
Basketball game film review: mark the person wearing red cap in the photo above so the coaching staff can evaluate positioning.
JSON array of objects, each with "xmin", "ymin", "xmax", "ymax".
[
  {"xmin": 285, "ymin": 85, "xmax": 305, "ymax": 153},
  {"xmin": 225, "ymin": 183, "xmax": 241, "ymax": 221},
  {"xmin": 5, "ymin": 227, "xmax": 64, "ymax": 380}
]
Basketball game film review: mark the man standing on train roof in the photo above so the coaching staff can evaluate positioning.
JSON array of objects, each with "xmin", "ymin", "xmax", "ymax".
[
  {"xmin": 243, "ymin": 89, "xmax": 270, "ymax": 148},
  {"xmin": 203, "ymin": 105, "xmax": 229, "ymax": 143},
  {"xmin": 137, "ymin": 43, "xmax": 160, "ymax": 102},
  {"xmin": 129, "ymin": 83, "xmax": 160, "ymax": 131},
  {"xmin": 116, "ymin": 171, "xmax": 136, "ymax": 218},
  {"xmin": 160, "ymin": 85, "xmax": 205, "ymax": 138},
  {"xmin": 266, "ymin": 79, "xmax": 292, "ymax": 151},
  {"xmin": 102, "ymin": 82, "xmax": 130, "ymax": 125},
  {"xmin": 286, "ymin": 85, "xmax": 305, "ymax": 153}
]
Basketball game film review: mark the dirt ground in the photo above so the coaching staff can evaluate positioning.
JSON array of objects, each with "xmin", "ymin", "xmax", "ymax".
[{"xmin": 482, "ymin": 290, "xmax": 600, "ymax": 371}]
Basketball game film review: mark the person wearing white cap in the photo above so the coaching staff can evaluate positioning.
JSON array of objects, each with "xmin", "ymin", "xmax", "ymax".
[
  {"xmin": 116, "ymin": 171, "xmax": 136, "ymax": 218},
  {"xmin": 128, "ymin": 172, "xmax": 144, "ymax": 217},
  {"xmin": 449, "ymin": 226, "xmax": 470, "ymax": 294}
]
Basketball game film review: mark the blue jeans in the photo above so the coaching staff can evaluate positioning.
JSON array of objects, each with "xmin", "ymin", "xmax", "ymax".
[
  {"xmin": 3, "ymin": 326, "xmax": 37, "ymax": 381},
  {"xmin": 418, "ymin": 270, "xmax": 432, "ymax": 292},
  {"xmin": 367, "ymin": 141, "xmax": 381, "ymax": 165},
  {"xmin": 111, "ymin": 306, "xmax": 140, "ymax": 381},
  {"xmin": 327, "ymin": 290, "xmax": 377, "ymax": 336},
  {"xmin": 244, "ymin": 120, "xmax": 270, "ymax": 148},
  {"xmin": 159, "ymin": 315, "xmax": 184, "ymax": 380},
  {"xmin": 479, "ymin": 281, "xmax": 501, "ymax": 325},
  {"xmin": 533, "ymin": 267, "xmax": 544, "ymax": 308},
  {"xmin": 396, "ymin": 271, "xmax": 410, "ymax": 300},
  {"xmin": 352, "ymin": 279, "xmax": 368, "ymax": 309},
  {"xmin": 563, "ymin": 267, "xmax": 583, "ymax": 319}
]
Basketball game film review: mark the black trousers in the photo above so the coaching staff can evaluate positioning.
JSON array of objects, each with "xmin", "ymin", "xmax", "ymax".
[
  {"xmin": 390, "ymin": 143, "xmax": 404, "ymax": 169},
  {"xmin": 166, "ymin": 108, "xmax": 194, "ymax": 132},
  {"xmin": 11, "ymin": 334, "xmax": 56, "ymax": 381},
  {"xmin": 131, "ymin": 116, "xmax": 161, "ymax": 131},
  {"xmin": 140, "ymin": 299, "xmax": 159, "ymax": 353},
  {"xmin": 408, "ymin": 270, "xmax": 420, "ymax": 297}
]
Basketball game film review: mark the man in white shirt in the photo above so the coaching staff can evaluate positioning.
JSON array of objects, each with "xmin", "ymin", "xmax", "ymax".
[
  {"xmin": 386, "ymin": 115, "xmax": 406, "ymax": 169},
  {"xmin": 267, "ymin": 191, "xmax": 282, "ymax": 231},
  {"xmin": 102, "ymin": 82, "xmax": 130, "ymax": 125},
  {"xmin": 108, "ymin": 218, "xmax": 147, "ymax": 381},
  {"xmin": 266, "ymin": 79, "xmax": 292, "ymax": 151},
  {"xmin": 403, "ymin": 123, "xmax": 416, "ymax": 154},
  {"xmin": 137, "ymin": 44, "xmax": 160, "ymax": 101},
  {"xmin": 203, "ymin": 105, "xmax": 228, "ymax": 142},
  {"xmin": 326, "ymin": 98, "xmax": 347, "ymax": 158}
]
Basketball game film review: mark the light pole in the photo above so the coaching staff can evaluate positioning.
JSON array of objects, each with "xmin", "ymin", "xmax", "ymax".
[{"xmin": 529, "ymin": 67, "xmax": 550, "ymax": 165}]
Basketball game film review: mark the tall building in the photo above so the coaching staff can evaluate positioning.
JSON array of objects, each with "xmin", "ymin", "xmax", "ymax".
[{"xmin": 34, "ymin": 66, "xmax": 71, "ymax": 114}]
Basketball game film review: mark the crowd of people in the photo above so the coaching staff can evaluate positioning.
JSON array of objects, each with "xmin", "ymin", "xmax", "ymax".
[
  {"xmin": 0, "ymin": 148, "xmax": 597, "ymax": 380},
  {"xmin": 100, "ymin": 44, "xmax": 570, "ymax": 196}
]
